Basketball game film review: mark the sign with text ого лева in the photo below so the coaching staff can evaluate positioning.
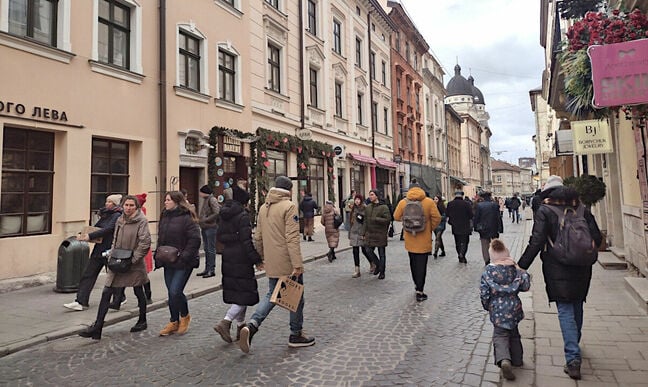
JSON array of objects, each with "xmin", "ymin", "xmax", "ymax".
[
  {"xmin": 571, "ymin": 119, "xmax": 613, "ymax": 155},
  {"xmin": 588, "ymin": 38, "xmax": 648, "ymax": 107}
]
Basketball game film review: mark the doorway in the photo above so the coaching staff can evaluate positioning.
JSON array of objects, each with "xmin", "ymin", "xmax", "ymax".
[{"xmin": 180, "ymin": 167, "xmax": 201, "ymax": 206}]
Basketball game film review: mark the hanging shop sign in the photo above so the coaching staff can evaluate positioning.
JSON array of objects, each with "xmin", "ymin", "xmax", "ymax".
[
  {"xmin": 296, "ymin": 128, "xmax": 312, "ymax": 141},
  {"xmin": 571, "ymin": 119, "xmax": 613, "ymax": 154},
  {"xmin": 588, "ymin": 38, "xmax": 648, "ymax": 107}
]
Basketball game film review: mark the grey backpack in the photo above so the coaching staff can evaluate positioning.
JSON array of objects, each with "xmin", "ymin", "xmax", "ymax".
[
  {"xmin": 402, "ymin": 199, "xmax": 426, "ymax": 236},
  {"xmin": 545, "ymin": 204, "xmax": 598, "ymax": 266}
]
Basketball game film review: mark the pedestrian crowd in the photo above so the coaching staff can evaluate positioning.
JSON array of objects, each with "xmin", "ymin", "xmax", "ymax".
[{"xmin": 64, "ymin": 174, "xmax": 602, "ymax": 382}]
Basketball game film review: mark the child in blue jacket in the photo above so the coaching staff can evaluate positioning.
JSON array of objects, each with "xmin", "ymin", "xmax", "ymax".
[{"xmin": 480, "ymin": 239, "xmax": 531, "ymax": 381}]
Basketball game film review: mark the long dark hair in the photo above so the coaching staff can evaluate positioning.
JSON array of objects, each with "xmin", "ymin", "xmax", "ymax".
[
  {"xmin": 435, "ymin": 195, "xmax": 446, "ymax": 214},
  {"xmin": 165, "ymin": 191, "xmax": 199, "ymax": 222}
]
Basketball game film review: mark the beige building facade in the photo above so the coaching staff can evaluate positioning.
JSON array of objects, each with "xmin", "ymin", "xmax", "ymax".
[{"xmin": 422, "ymin": 51, "xmax": 448, "ymax": 196}]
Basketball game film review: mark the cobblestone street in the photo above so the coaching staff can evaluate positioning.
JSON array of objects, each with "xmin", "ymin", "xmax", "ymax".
[{"xmin": 0, "ymin": 223, "xmax": 527, "ymax": 386}]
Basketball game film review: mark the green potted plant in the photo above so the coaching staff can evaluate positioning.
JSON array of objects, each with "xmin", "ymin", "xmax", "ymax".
[{"xmin": 564, "ymin": 174, "xmax": 606, "ymax": 208}]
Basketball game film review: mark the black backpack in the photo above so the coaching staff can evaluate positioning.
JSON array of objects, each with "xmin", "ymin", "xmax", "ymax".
[{"xmin": 545, "ymin": 204, "xmax": 598, "ymax": 266}]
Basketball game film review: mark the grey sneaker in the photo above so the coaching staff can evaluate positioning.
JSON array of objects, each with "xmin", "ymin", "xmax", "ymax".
[
  {"xmin": 500, "ymin": 359, "xmax": 515, "ymax": 380},
  {"xmin": 564, "ymin": 359, "xmax": 581, "ymax": 380},
  {"xmin": 239, "ymin": 323, "xmax": 258, "ymax": 353},
  {"xmin": 288, "ymin": 332, "xmax": 315, "ymax": 348}
]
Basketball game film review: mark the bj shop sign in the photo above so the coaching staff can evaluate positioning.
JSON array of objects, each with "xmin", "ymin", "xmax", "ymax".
[{"xmin": 588, "ymin": 38, "xmax": 648, "ymax": 107}]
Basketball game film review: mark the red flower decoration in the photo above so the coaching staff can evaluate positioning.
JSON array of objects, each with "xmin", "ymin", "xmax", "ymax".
[
  {"xmin": 261, "ymin": 151, "xmax": 266, "ymax": 158},
  {"xmin": 300, "ymin": 162, "xmax": 306, "ymax": 170},
  {"xmin": 263, "ymin": 160, "xmax": 271, "ymax": 167},
  {"xmin": 274, "ymin": 141, "xmax": 279, "ymax": 146},
  {"xmin": 321, "ymin": 151, "xmax": 326, "ymax": 156},
  {"xmin": 297, "ymin": 146, "xmax": 303, "ymax": 153},
  {"xmin": 282, "ymin": 137, "xmax": 288, "ymax": 143}
]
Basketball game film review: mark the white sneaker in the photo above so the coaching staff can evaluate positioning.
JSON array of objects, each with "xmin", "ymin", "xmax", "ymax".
[{"xmin": 63, "ymin": 301, "xmax": 87, "ymax": 311}]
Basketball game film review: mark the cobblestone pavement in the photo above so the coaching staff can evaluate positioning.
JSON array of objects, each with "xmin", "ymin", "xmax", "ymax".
[{"xmin": 0, "ymin": 222, "xmax": 527, "ymax": 386}]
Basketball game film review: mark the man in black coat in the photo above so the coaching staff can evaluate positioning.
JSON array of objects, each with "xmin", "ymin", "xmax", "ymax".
[
  {"xmin": 473, "ymin": 191, "xmax": 503, "ymax": 265},
  {"xmin": 445, "ymin": 190, "xmax": 473, "ymax": 263},
  {"xmin": 518, "ymin": 176, "xmax": 602, "ymax": 380},
  {"xmin": 509, "ymin": 193, "xmax": 522, "ymax": 223}
]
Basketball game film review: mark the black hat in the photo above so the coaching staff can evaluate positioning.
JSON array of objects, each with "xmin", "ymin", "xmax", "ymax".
[
  {"xmin": 199, "ymin": 185, "xmax": 213, "ymax": 194},
  {"xmin": 233, "ymin": 186, "xmax": 250, "ymax": 205},
  {"xmin": 274, "ymin": 175, "xmax": 293, "ymax": 190}
]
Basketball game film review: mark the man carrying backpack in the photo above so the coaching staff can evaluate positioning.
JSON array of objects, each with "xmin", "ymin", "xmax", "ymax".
[
  {"xmin": 393, "ymin": 182, "xmax": 441, "ymax": 301},
  {"xmin": 518, "ymin": 176, "xmax": 602, "ymax": 381}
]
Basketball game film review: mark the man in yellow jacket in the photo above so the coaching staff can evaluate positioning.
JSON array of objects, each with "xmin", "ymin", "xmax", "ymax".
[{"xmin": 393, "ymin": 182, "xmax": 441, "ymax": 302}]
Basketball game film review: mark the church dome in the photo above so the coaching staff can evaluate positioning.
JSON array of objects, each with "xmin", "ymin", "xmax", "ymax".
[
  {"xmin": 446, "ymin": 64, "xmax": 473, "ymax": 97},
  {"xmin": 468, "ymin": 75, "xmax": 485, "ymax": 105}
]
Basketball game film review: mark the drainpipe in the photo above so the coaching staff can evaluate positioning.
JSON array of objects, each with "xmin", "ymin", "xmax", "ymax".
[
  {"xmin": 299, "ymin": 0, "xmax": 305, "ymax": 130},
  {"xmin": 367, "ymin": 10, "xmax": 377, "ymax": 189},
  {"xmin": 158, "ymin": 0, "xmax": 167, "ymax": 204}
]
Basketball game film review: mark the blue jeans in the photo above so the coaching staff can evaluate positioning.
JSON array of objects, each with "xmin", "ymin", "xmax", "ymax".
[
  {"xmin": 164, "ymin": 267, "xmax": 193, "ymax": 322},
  {"xmin": 201, "ymin": 227, "xmax": 217, "ymax": 272},
  {"xmin": 556, "ymin": 301, "xmax": 584, "ymax": 364},
  {"xmin": 250, "ymin": 275, "xmax": 305, "ymax": 335}
]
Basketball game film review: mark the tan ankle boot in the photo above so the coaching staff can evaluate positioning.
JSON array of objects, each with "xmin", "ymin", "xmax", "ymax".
[
  {"xmin": 368, "ymin": 262, "xmax": 376, "ymax": 273},
  {"xmin": 235, "ymin": 324, "xmax": 244, "ymax": 341},
  {"xmin": 214, "ymin": 319, "xmax": 232, "ymax": 343},
  {"xmin": 176, "ymin": 314, "xmax": 191, "ymax": 335},
  {"xmin": 159, "ymin": 321, "xmax": 179, "ymax": 336},
  {"xmin": 351, "ymin": 266, "xmax": 361, "ymax": 278}
]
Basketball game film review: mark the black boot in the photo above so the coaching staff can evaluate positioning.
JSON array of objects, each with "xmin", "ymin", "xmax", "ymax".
[
  {"xmin": 79, "ymin": 322, "xmax": 103, "ymax": 340},
  {"xmin": 144, "ymin": 282, "xmax": 152, "ymax": 304},
  {"xmin": 308, "ymin": 236, "xmax": 314, "ymax": 242},
  {"xmin": 130, "ymin": 320, "xmax": 148, "ymax": 332},
  {"xmin": 202, "ymin": 270, "xmax": 215, "ymax": 278},
  {"xmin": 196, "ymin": 269, "xmax": 208, "ymax": 276}
]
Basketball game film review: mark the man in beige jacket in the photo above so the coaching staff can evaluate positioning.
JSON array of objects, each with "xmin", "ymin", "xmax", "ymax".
[{"xmin": 239, "ymin": 176, "xmax": 315, "ymax": 353}]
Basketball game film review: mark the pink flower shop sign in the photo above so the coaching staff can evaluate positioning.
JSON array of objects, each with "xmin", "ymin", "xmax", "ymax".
[{"xmin": 588, "ymin": 38, "xmax": 648, "ymax": 107}]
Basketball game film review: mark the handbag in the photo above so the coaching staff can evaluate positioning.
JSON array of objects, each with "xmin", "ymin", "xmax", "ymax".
[
  {"xmin": 155, "ymin": 245, "xmax": 180, "ymax": 265},
  {"xmin": 107, "ymin": 248, "xmax": 133, "ymax": 273},
  {"xmin": 388, "ymin": 222, "xmax": 394, "ymax": 237},
  {"xmin": 333, "ymin": 214, "xmax": 343, "ymax": 229}
]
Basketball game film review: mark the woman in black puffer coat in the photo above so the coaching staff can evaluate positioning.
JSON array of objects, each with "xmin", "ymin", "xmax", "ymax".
[
  {"xmin": 212, "ymin": 199, "xmax": 262, "ymax": 343},
  {"xmin": 518, "ymin": 183, "xmax": 602, "ymax": 378},
  {"xmin": 156, "ymin": 191, "xmax": 201, "ymax": 337}
]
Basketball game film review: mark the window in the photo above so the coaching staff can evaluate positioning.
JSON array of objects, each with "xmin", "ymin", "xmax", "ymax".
[
  {"xmin": 222, "ymin": 0, "xmax": 234, "ymax": 5},
  {"xmin": 357, "ymin": 93, "xmax": 363, "ymax": 125},
  {"xmin": 179, "ymin": 30, "xmax": 200, "ymax": 91},
  {"xmin": 333, "ymin": 19, "xmax": 341, "ymax": 55},
  {"xmin": 352, "ymin": 164, "xmax": 365, "ymax": 195},
  {"xmin": 335, "ymin": 82, "xmax": 343, "ymax": 117},
  {"xmin": 267, "ymin": 43, "xmax": 281, "ymax": 93},
  {"xmin": 405, "ymin": 42, "xmax": 410, "ymax": 63},
  {"xmin": 406, "ymin": 85, "xmax": 410, "ymax": 105},
  {"xmin": 91, "ymin": 138, "xmax": 129, "ymax": 221},
  {"xmin": 398, "ymin": 122, "xmax": 403, "ymax": 147},
  {"xmin": 265, "ymin": 0, "xmax": 279, "ymax": 10},
  {"xmin": 356, "ymin": 6, "xmax": 360, "ymax": 16},
  {"xmin": 309, "ymin": 157, "xmax": 325, "ymax": 207},
  {"xmin": 407, "ymin": 128, "xmax": 413, "ymax": 148},
  {"xmin": 426, "ymin": 95, "xmax": 430, "ymax": 116},
  {"xmin": 307, "ymin": 0, "xmax": 317, "ymax": 35},
  {"xmin": 8, "ymin": 0, "xmax": 58, "ymax": 46},
  {"xmin": 98, "ymin": 0, "xmax": 130, "ymax": 68},
  {"xmin": 1, "ymin": 128, "xmax": 54, "ymax": 237},
  {"xmin": 370, "ymin": 51, "xmax": 376, "ymax": 79},
  {"xmin": 371, "ymin": 102, "xmax": 378, "ymax": 132},
  {"xmin": 266, "ymin": 150, "xmax": 287, "ymax": 184},
  {"xmin": 415, "ymin": 90, "xmax": 420, "ymax": 112},
  {"xmin": 218, "ymin": 48, "xmax": 236, "ymax": 102},
  {"xmin": 414, "ymin": 54, "xmax": 418, "ymax": 70},
  {"xmin": 417, "ymin": 130, "xmax": 421, "ymax": 152},
  {"xmin": 395, "ymin": 32, "xmax": 400, "ymax": 52},
  {"xmin": 383, "ymin": 108, "xmax": 389, "ymax": 135},
  {"xmin": 309, "ymin": 68, "xmax": 318, "ymax": 108},
  {"xmin": 381, "ymin": 60, "xmax": 386, "ymax": 85},
  {"xmin": 355, "ymin": 37, "xmax": 362, "ymax": 67},
  {"xmin": 396, "ymin": 78, "xmax": 401, "ymax": 99}
]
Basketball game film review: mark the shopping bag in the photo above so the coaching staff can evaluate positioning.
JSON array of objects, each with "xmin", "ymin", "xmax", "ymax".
[{"xmin": 270, "ymin": 276, "xmax": 304, "ymax": 312}]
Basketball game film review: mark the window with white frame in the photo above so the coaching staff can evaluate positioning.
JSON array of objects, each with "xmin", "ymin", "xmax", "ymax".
[
  {"xmin": 265, "ymin": 0, "xmax": 279, "ymax": 10},
  {"xmin": 333, "ymin": 19, "xmax": 341, "ymax": 55},
  {"xmin": 357, "ymin": 92, "xmax": 363, "ymax": 125},
  {"xmin": 309, "ymin": 67, "xmax": 318, "ymax": 108},
  {"xmin": 381, "ymin": 60, "xmax": 386, "ymax": 85},
  {"xmin": 371, "ymin": 102, "xmax": 377, "ymax": 132},
  {"xmin": 98, "ymin": 0, "xmax": 130, "ymax": 68},
  {"xmin": 396, "ymin": 78, "xmax": 401, "ymax": 99},
  {"xmin": 218, "ymin": 48, "xmax": 236, "ymax": 103},
  {"xmin": 355, "ymin": 37, "xmax": 362, "ymax": 67},
  {"xmin": 370, "ymin": 51, "xmax": 375, "ymax": 80},
  {"xmin": 335, "ymin": 82, "xmax": 343, "ymax": 117},
  {"xmin": 178, "ymin": 30, "xmax": 201, "ymax": 91},
  {"xmin": 307, "ymin": 0, "xmax": 317, "ymax": 36},
  {"xmin": 7, "ymin": 0, "xmax": 58, "ymax": 46},
  {"xmin": 267, "ymin": 42, "xmax": 281, "ymax": 93},
  {"xmin": 383, "ymin": 107, "xmax": 389, "ymax": 135}
]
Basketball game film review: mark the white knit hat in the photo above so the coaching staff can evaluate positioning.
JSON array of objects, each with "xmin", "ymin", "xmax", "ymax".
[
  {"xmin": 106, "ymin": 194, "xmax": 122, "ymax": 207},
  {"xmin": 542, "ymin": 175, "xmax": 563, "ymax": 192}
]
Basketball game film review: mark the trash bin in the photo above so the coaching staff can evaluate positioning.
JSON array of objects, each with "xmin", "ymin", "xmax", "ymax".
[{"xmin": 54, "ymin": 236, "xmax": 90, "ymax": 293}]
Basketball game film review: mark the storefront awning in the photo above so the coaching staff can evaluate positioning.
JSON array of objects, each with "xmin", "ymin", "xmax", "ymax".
[
  {"xmin": 375, "ymin": 158, "xmax": 398, "ymax": 169},
  {"xmin": 348, "ymin": 153, "xmax": 376, "ymax": 165},
  {"xmin": 450, "ymin": 175, "xmax": 469, "ymax": 186}
]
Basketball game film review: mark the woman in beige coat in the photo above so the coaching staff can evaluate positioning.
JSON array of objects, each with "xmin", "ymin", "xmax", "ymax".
[
  {"xmin": 79, "ymin": 195, "xmax": 151, "ymax": 340},
  {"xmin": 321, "ymin": 200, "xmax": 340, "ymax": 262}
]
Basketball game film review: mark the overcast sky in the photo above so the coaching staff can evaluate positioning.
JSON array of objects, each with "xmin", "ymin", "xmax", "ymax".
[{"xmin": 400, "ymin": 0, "xmax": 545, "ymax": 165}]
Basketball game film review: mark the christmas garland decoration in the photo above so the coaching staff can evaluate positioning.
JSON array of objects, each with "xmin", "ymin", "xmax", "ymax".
[{"xmin": 208, "ymin": 126, "xmax": 335, "ymax": 220}]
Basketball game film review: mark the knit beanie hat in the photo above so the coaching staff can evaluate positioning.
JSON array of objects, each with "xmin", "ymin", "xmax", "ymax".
[
  {"xmin": 199, "ymin": 184, "xmax": 213, "ymax": 194},
  {"xmin": 106, "ymin": 194, "xmax": 122, "ymax": 207},
  {"xmin": 542, "ymin": 175, "xmax": 563, "ymax": 192},
  {"xmin": 488, "ymin": 239, "xmax": 516, "ymax": 266},
  {"xmin": 274, "ymin": 175, "xmax": 293, "ymax": 190},
  {"xmin": 135, "ymin": 192, "xmax": 147, "ymax": 207}
]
